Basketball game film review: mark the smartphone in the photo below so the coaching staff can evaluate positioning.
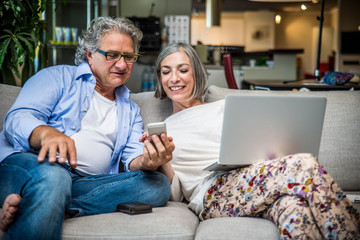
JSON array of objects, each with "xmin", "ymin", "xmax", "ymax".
[
  {"xmin": 116, "ymin": 202, "xmax": 152, "ymax": 215},
  {"xmin": 147, "ymin": 122, "xmax": 167, "ymax": 142}
]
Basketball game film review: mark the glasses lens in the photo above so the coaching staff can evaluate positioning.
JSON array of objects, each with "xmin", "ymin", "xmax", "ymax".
[
  {"xmin": 103, "ymin": 51, "xmax": 138, "ymax": 63},
  {"xmin": 106, "ymin": 52, "xmax": 120, "ymax": 61},
  {"xmin": 123, "ymin": 54, "xmax": 138, "ymax": 63}
]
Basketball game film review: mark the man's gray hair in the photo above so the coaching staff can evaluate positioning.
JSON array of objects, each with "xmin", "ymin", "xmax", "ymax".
[
  {"xmin": 75, "ymin": 17, "xmax": 143, "ymax": 65},
  {"xmin": 154, "ymin": 42, "xmax": 208, "ymax": 100}
]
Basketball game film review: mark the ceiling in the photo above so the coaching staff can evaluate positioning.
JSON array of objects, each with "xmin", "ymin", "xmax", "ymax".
[{"xmin": 192, "ymin": 0, "xmax": 338, "ymax": 13}]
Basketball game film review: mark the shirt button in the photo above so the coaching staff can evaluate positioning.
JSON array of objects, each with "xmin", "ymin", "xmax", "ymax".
[
  {"xmin": 72, "ymin": 125, "xmax": 76, "ymax": 130},
  {"xmin": 84, "ymin": 108, "xmax": 87, "ymax": 112},
  {"xmin": 86, "ymin": 94, "xmax": 89, "ymax": 98}
]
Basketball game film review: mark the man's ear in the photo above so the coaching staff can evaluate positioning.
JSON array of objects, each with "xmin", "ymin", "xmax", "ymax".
[{"xmin": 86, "ymin": 50, "xmax": 93, "ymax": 65}]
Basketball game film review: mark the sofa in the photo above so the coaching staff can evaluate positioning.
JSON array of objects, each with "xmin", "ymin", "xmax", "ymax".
[{"xmin": 0, "ymin": 83, "xmax": 359, "ymax": 240}]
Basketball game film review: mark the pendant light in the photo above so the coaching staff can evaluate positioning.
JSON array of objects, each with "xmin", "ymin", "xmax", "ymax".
[{"xmin": 206, "ymin": 0, "xmax": 222, "ymax": 28}]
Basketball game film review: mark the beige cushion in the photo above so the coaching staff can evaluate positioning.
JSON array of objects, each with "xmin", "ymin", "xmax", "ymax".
[
  {"xmin": 195, "ymin": 217, "xmax": 279, "ymax": 240},
  {"xmin": 0, "ymin": 84, "xmax": 21, "ymax": 129},
  {"xmin": 62, "ymin": 202, "xmax": 199, "ymax": 240},
  {"xmin": 130, "ymin": 91, "xmax": 172, "ymax": 129}
]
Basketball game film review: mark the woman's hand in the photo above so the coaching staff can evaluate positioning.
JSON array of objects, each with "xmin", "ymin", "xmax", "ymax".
[{"xmin": 130, "ymin": 132, "xmax": 175, "ymax": 171}]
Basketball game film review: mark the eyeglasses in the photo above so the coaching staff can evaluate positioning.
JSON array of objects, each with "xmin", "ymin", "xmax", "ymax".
[{"xmin": 96, "ymin": 49, "xmax": 139, "ymax": 63}]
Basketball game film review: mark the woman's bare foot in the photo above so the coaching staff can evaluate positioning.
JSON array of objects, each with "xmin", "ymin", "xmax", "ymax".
[{"xmin": 0, "ymin": 194, "xmax": 21, "ymax": 232}]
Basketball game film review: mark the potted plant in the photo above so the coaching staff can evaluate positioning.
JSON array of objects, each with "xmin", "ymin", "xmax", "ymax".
[{"xmin": 0, "ymin": 0, "xmax": 49, "ymax": 86}]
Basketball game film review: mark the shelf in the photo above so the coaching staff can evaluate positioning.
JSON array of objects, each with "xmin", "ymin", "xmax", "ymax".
[
  {"xmin": 48, "ymin": 43, "xmax": 77, "ymax": 48},
  {"xmin": 46, "ymin": 0, "xmax": 99, "ymax": 66}
]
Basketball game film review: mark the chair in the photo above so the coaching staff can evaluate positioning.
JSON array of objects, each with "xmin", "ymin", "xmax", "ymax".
[{"xmin": 223, "ymin": 54, "xmax": 238, "ymax": 89}]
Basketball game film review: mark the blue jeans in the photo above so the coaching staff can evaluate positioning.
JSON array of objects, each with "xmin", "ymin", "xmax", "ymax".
[{"xmin": 0, "ymin": 152, "xmax": 171, "ymax": 240}]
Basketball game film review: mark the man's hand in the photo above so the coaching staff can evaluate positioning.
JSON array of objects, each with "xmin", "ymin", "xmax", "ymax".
[
  {"xmin": 29, "ymin": 125, "xmax": 77, "ymax": 168},
  {"xmin": 130, "ymin": 133, "xmax": 175, "ymax": 171}
]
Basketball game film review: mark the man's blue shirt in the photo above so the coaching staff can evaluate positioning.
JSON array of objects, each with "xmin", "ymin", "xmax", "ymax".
[{"xmin": 0, "ymin": 63, "xmax": 144, "ymax": 173}]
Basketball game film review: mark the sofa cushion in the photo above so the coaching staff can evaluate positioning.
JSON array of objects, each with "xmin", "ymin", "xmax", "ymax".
[
  {"xmin": 0, "ymin": 84, "xmax": 21, "ymax": 129},
  {"xmin": 195, "ymin": 217, "xmax": 279, "ymax": 240},
  {"xmin": 205, "ymin": 85, "xmax": 360, "ymax": 191},
  {"xmin": 130, "ymin": 91, "xmax": 172, "ymax": 129},
  {"xmin": 0, "ymin": 202, "xmax": 199, "ymax": 240},
  {"xmin": 61, "ymin": 202, "xmax": 199, "ymax": 240}
]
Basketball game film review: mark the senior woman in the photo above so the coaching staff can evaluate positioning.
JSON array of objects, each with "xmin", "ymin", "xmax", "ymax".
[{"xmin": 141, "ymin": 42, "xmax": 360, "ymax": 240}]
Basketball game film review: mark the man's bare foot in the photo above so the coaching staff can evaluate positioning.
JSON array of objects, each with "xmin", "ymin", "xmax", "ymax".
[{"xmin": 1, "ymin": 194, "xmax": 21, "ymax": 232}]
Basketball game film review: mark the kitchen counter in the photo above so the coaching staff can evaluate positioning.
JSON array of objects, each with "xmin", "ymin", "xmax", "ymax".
[
  {"xmin": 242, "ymin": 79, "xmax": 360, "ymax": 91},
  {"xmin": 240, "ymin": 49, "xmax": 304, "ymax": 81},
  {"xmin": 232, "ymin": 49, "xmax": 304, "ymax": 57},
  {"xmin": 205, "ymin": 64, "xmax": 242, "ymax": 70}
]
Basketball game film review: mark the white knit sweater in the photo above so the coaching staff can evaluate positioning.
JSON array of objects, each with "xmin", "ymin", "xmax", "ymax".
[{"xmin": 165, "ymin": 100, "xmax": 225, "ymax": 216}]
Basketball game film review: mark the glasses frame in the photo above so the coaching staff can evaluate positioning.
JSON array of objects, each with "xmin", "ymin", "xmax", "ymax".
[{"xmin": 96, "ymin": 49, "xmax": 139, "ymax": 63}]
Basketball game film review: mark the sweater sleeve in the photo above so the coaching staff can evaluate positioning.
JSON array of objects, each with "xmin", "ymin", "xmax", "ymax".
[{"xmin": 170, "ymin": 173, "xmax": 184, "ymax": 202}]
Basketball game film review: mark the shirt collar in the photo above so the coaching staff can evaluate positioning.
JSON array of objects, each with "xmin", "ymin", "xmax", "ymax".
[
  {"xmin": 115, "ymin": 84, "xmax": 131, "ymax": 99},
  {"xmin": 75, "ymin": 62, "xmax": 94, "ymax": 82}
]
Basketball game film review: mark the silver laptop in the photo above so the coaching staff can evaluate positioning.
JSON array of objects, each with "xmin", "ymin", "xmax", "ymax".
[{"xmin": 204, "ymin": 94, "xmax": 327, "ymax": 171}]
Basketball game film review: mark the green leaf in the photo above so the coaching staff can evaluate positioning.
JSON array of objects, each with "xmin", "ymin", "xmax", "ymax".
[
  {"xmin": 0, "ymin": 34, "xmax": 12, "ymax": 40},
  {"xmin": 3, "ymin": 29, "xmax": 14, "ymax": 35},
  {"xmin": 0, "ymin": 38, "xmax": 11, "ymax": 69},
  {"xmin": 14, "ymin": 40, "xmax": 24, "ymax": 66},
  {"xmin": 37, "ymin": 39, "xmax": 48, "ymax": 71},
  {"xmin": 1, "ymin": 0, "xmax": 66, "ymax": 85},
  {"xmin": 17, "ymin": 34, "xmax": 35, "ymax": 57},
  {"xmin": 9, "ymin": 0, "xmax": 23, "ymax": 19},
  {"xmin": 23, "ymin": 0, "xmax": 34, "ymax": 13},
  {"xmin": 21, "ymin": 54, "xmax": 35, "ymax": 86},
  {"xmin": 9, "ymin": 40, "xmax": 23, "ymax": 78},
  {"xmin": 19, "ymin": 32, "xmax": 39, "ymax": 44}
]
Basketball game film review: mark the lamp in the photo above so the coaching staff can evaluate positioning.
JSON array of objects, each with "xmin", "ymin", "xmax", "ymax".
[
  {"xmin": 206, "ymin": 0, "xmax": 222, "ymax": 28},
  {"xmin": 250, "ymin": 0, "xmax": 310, "ymax": 1},
  {"xmin": 315, "ymin": 0, "xmax": 325, "ymax": 81},
  {"xmin": 275, "ymin": 14, "xmax": 281, "ymax": 24}
]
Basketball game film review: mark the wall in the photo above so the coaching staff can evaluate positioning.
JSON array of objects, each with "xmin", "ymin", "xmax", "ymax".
[
  {"xmin": 191, "ymin": 11, "xmax": 275, "ymax": 51},
  {"xmin": 337, "ymin": 0, "xmax": 360, "ymax": 32},
  {"xmin": 275, "ymin": 11, "xmax": 335, "ymax": 76},
  {"xmin": 191, "ymin": 9, "xmax": 336, "ymax": 76},
  {"xmin": 244, "ymin": 11, "xmax": 275, "ymax": 52},
  {"xmin": 336, "ymin": 0, "xmax": 360, "ymax": 74},
  {"xmin": 191, "ymin": 13, "xmax": 245, "ymax": 46}
]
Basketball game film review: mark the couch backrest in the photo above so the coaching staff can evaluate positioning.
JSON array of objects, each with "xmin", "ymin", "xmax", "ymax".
[
  {"xmin": 130, "ymin": 91, "xmax": 173, "ymax": 128},
  {"xmin": 0, "ymin": 84, "xmax": 21, "ymax": 129}
]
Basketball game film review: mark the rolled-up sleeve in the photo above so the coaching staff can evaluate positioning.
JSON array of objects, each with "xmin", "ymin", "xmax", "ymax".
[
  {"xmin": 3, "ymin": 69, "xmax": 62, "ymax": 151},
  {"xmin": 121, "ymin": 101, "xmax": 144, "ymax": 172}
]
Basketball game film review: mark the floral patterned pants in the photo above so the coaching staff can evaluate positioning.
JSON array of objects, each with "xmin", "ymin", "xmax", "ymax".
[{"xmin": 202, "ymin": 153, "xmax": 360, "ymax": 240}]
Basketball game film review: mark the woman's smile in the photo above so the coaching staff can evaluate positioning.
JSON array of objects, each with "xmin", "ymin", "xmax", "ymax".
[{"xmin": 169, "ymin": 86, "xmax": 185, "ymax": 92}]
